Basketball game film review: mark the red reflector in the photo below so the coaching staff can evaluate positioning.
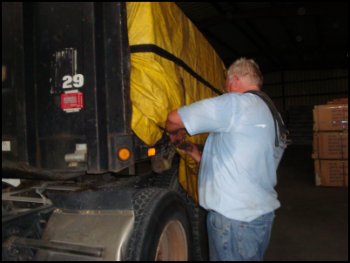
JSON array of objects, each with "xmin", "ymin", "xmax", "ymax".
[{"xmin": 61, "ymin": 92, "xmax": 84, "ymax": 112}]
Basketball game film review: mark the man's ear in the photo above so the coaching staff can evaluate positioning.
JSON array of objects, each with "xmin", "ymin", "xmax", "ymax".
[{"xmin": 226, "ymin": 76, "xmax": 235, "ymax": 92}]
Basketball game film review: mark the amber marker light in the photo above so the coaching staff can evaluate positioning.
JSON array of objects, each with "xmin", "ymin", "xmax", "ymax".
[
  {"xmin": 118, "ymin": 148, "xmax": 131, "ymax": 161},
  {"xmin": 147, "ymin": 147, "xmax": 156, "ymax": 157}
]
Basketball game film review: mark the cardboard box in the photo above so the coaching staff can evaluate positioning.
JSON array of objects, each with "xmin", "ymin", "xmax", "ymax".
[
  {"xmin": 312, "ymin": 132, "xmax": 348, "ymax": 159},
  {"xmin": 314, "ymin": 159, "xmax": 348, "ymax": 187},
  {"xmin": 327, "ymin": 98, "xmax": 348, "ymax": 105},
  {"xmin": 313, "ymin": 104, "xmax": 348, "ymax": 131}
]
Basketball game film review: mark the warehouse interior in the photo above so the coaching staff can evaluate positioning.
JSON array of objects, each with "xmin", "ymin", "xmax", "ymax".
[
  {"xmin": 177, "ymin": 2, "xmax": 348, "ymax": 261},
  {"xmin": 1, "ymin": 2, "xmax": 347, "ymax": 261}
]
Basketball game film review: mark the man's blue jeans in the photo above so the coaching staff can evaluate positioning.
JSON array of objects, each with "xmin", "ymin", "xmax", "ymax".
[{"xmin": 207, "ymin": 210, "xmax": 275, "ymax": 261}]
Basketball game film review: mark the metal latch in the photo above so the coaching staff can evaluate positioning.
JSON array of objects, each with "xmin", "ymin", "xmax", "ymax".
[
  {"xmin": 151, "ymin": 145, "xmax": 177, "ymax": 173},
  {"xmin": 65, "ymin": 144, "xmax": 87, "ymax": 167}
]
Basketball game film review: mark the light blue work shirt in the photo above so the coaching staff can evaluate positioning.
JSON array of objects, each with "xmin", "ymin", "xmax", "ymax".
[{"xmin": 178, "ymin": 92, "xmax": 281, "ymax": 222}]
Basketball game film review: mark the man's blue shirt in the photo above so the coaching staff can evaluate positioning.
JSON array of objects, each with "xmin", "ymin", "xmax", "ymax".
[{"xmin": 178, "ymin": 92, "xmax": 280, "ymax": 222}]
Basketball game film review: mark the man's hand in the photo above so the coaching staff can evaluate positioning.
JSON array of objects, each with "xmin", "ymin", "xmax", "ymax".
[
  {"xmin": 168, "ymin": 129, "xmax": 187, "ymax": 145},
  {"xmin": 177, "ymin": 141, "xmax": 202, "ymax": 163},
  {"xmin": 165, "ymin": 110, "xmax": 201, "ymax": 162},
  {"xmin": 166, "ymin": 109, "xmax": 187, "ymax": 146}
]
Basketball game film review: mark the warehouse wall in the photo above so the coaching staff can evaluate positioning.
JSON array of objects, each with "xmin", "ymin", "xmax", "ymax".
[
  {"xmin": 263, "ymin": 68, "xmax": 348, "ymax": 145},
  {"xmin": 263, "ymin": 68, "xmax": 348, "ymax": 113}
]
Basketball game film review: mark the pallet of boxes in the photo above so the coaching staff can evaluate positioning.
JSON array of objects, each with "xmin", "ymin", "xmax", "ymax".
[{"xmin": 312, "ymin": 98, "xmax": 348, "ymax": 187}]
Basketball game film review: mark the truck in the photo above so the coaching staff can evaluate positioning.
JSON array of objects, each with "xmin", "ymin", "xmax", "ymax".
[{"xmin": 2, "ymin": 2, "xmax": 226, "ymax": 260}]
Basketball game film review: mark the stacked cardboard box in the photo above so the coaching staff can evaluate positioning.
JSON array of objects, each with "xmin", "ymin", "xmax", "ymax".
[{"xmin": 312, "ymin": 98, "xmax": 348, "ymax": 187}]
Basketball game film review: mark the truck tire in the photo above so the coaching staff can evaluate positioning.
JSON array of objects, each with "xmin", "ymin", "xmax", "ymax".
[
  {"xmin": 125, "ymin": 187, "xmax": 192, "ymax": 261},
  {"xmin": 138, "ymin": 156, "xmax": 209, "ymax": 261}
]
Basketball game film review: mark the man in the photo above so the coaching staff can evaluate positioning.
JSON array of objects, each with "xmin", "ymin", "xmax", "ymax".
[{"xmin": 166, "ymin": 58, "xmax": 286, "ymax": 261}]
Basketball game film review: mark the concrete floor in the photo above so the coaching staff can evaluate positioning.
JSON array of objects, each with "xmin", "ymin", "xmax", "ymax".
[{"xmin": 264, "ymin": 145, "xmax": 348, "ymax": 261}]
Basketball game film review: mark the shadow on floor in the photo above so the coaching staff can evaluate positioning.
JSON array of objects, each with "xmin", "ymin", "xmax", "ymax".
[{"xmin": 264, "ymin": 145, "xmax": 348, "ymax": 261}]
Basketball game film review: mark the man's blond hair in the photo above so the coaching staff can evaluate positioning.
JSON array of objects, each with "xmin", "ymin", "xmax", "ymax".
[{"xmin": 227, "ymin": 57, "xmax": 263, "ymax": 88}]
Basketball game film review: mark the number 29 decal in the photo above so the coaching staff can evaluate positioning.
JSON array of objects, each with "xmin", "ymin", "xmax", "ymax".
[{"xmin": 62, "ymin": 74, "xmax": 84, "ymax": 89}]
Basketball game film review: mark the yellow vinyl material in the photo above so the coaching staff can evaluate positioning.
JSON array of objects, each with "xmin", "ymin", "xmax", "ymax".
[{"xmin": 127, "ymin": 2, "xmax": 226, "ymax": 202}]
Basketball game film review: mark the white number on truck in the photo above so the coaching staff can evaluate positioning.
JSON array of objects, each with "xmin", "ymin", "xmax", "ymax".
[{"xmin": 62, "ymin": 74, "xmax": 84, "ymax": 89}]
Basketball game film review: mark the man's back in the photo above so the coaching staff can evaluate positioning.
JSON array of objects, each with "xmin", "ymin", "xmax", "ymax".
[{"xmin": 178, "ymin": 92, "xmax": 280, "ymax": 222}]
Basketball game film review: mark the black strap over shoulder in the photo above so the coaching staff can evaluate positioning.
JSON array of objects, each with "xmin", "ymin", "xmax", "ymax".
[{"xmin": 245, "ymin": 90, "xmax": 288, "ymax": 147}]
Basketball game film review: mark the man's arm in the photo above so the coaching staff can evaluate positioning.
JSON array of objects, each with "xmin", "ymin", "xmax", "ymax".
[
  {"xmin": 166, "ymin": 110, "xmax": 202, "ymax": 163},
  {"xmin": 166, "ymin": 110, "xmax": 187, "ymax": 145},
  {"xmin": 166, "ymin": 110, "xmax": 185, "ymax": 133}
]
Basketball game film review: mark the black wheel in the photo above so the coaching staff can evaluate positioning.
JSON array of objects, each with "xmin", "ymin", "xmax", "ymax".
[
  {"xmin": 143, "ymin": 155, "xmax": 209, "ymax": 261},
  {"xmin": 125, "ymin": 187, "xmax": 192, "ymax": 261}
]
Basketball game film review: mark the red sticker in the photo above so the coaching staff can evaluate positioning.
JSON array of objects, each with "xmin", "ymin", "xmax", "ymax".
[{"xmin": 61, "ymin": 91, "xmax": 84, "ymax": 112}]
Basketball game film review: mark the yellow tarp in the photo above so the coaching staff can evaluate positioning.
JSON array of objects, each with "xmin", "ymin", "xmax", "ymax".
[{"xmin": 127, "ymin": 2, "xmax": 226, "ymax": 202}]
